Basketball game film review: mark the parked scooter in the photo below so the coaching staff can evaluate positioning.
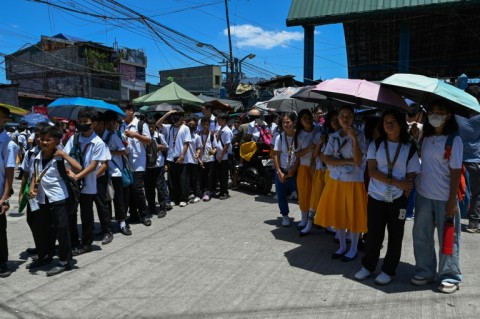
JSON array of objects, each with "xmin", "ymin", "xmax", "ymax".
[{"xmin": 235, "ymin": 143, "xmax": 273, "ymax": 194}]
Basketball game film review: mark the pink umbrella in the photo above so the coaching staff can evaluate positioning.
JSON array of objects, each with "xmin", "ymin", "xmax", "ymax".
[{"xmin": 312, "ymin": 78, "xmax": 410, "ymax": 112}]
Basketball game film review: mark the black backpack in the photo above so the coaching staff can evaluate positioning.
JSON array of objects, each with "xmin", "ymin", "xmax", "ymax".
[
  {"xmin": 138, "ymin": 120, "xmax": 158, "ymax": 168},
  {"xmin": 68, "ymin": 133, "xmax": 85, "ymax": 168}
]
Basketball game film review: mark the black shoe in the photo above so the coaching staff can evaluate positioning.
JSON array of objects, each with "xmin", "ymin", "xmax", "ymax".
[
  {"xmin": 26, "ymin": 256, "xmax": 53, "ymax": 269},
  {"xmin": 26, "ymin": 247, "xmax": 37, "ymax": 255},
  {"xmin": 141, "ymin": 217, "xmax": 152, "ymax": 227},
  {"xmin": 165, "ymin": 203, "xmax": 173, "ymax": 211},
  {"xmin": 298, "ymin": 230, "xmax": 310, "ymax": 237},
  {"xmin": 120, "ymin": 226, "xmax": 132, "ymax": 236},
  {"xmin": 0, "ymin": 263, "xmax": 11, "ymax": 278},
  {"xmin": 341, "ymin": 254, "xmax": 357, "ymax": 262},
  {"xmin": 101, "ymin": 233, "xmax": 113, "ymax": 245},
  {"xmin": 219, "ymin": 194, "xmax": 230, "ymax": 200},
  {"xmin": 72, "ymin": 245, "xmax": 92, "ymax": 256},
  {"xmin": 46, "ymin": 262, "xmax": 71, "ymax": 277},
  {"xmin": 157, "ymin": 210, "xmax": 167, "ymax": 218},
  {"xmin": 331, "ymin": 251, "xmax": 346, "ymax": 259}
]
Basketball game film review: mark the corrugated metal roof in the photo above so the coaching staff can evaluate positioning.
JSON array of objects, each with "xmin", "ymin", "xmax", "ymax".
[{"xmin": 286, "ymin": 0, "xmax": 480, "ymax": 26}]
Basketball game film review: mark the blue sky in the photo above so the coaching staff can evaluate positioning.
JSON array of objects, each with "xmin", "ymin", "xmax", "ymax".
[{"xmin": 0, "ymin": 0, "xmax": 348, "ymax": 84}]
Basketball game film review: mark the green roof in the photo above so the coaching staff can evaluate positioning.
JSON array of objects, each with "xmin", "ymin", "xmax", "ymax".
[{"xmin": 286, "ymin": 0, "xmax": 480, "ymax": 26}]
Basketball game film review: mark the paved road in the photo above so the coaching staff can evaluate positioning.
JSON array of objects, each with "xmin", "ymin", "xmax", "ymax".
[{"xmin": 1, "ymin": 174, "xmax": 479, "ymax": 319}]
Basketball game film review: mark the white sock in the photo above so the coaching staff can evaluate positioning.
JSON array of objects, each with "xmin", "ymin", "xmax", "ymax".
[
  {"xmin": 119, "ymin": 221, "xmax": 126, "ymax": 228},
  {"xmin": 300, "ymin": 210, "xmax": 315, "ymax": 233},
  {"xmin": 345, "ymin": 232, "xmax": 360, "ymax": 258},
  {"xmin": 335, "ymin": 229, "xmax": 347, "ymax": 254},
  {"xmin": 298, "ymin": 211, "xmax": 308, "ymax": 227}
]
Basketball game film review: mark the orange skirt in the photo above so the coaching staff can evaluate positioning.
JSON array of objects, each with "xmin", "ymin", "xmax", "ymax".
[
  {"xmin": 314, "ymin": 178, "xmax": 368, "ymax": 233},
  {"xmin": 309, "ymin": 170, "xmax": 326, "ymax": 210},
  {"xmin": 297, "ymin": 165, "xmax": 313, "ymax": 212}
]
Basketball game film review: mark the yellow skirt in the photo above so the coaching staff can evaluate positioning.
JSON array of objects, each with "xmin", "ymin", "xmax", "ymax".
[
  {"xmin": 309, "ymin": 170, "xmax": 326, "ymax": 210},
  {"xmin": 314, "ymin": 178, "xmax": 368, "ymax": 233},
  {"xmin": 297, "ymin": 165, "xmax": 313, "ymax": 212}
]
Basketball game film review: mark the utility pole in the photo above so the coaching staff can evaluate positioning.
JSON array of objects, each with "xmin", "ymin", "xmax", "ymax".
[{"xmin": 224, "ymin": 0, "xmax": 235, "ymax": 97}]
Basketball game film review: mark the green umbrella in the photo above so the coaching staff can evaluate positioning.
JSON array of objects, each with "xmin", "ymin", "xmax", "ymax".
[
  {"xmin": 132, "ymin": 82, "xmax": 203, "ymax": 111},
  {"xmin": 381, "ymin": 73, "xmax": 480, "ymax": 116}
]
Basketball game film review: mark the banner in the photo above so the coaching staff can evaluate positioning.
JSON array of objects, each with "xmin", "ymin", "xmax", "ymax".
[{"xmin": 32, "ymin": 105, "xmax": 48, "ymax": 115}]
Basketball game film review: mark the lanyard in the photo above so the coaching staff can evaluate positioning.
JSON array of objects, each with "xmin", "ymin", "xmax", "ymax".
[
  {"xmin": 170, "ymin": 126, "xmax": 179, "ymax": 149},
  {"xmin": 217, "ymin": 126, "xmax": 225, "ymax": 147},
  {"xmin": 284, "ymin": 133, "xmax": 294, "ymax": 167},
  {"xmin": 34, "ymin": 157, "xmax": 55, "ymax": 186},
  {"xmin": 384, "ymin": 141, "xmax": 402, "ymax": 178}
]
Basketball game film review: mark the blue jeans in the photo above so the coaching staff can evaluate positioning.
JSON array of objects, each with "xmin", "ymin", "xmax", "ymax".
[
  {"xmin": 413, "ymin": 193, "xmax": 462, "ymax": 284},
  {"xmin": 274, "ymin": 171, "xmax": 297, "ymax": 216}
]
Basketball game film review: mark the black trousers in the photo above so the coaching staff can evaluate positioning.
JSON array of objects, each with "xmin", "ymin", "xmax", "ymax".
[
  {"xmin": 94, "ymin": 175, "xmax": 112, "ymax": 234},
  {"xmin": 38, "ymin": 199, "xmax": 72, "ymax": 263},
  {"xmin": 29, "ymin": 203, "xmax": 55, "ymax": 260},
  {"xmin": 128, "ymin": 171, "xmax": 149, "ymax": 218},
  {"xmin": 167, "ymin": 161, "xmax": 189, "ymax": 204},
  {"xmin": 111, "ymin": 176, "xmax": 127, "ymax": 221},
  {"xmin": 362, "ymin": 195, "xmax": 408, "ymax": 276},
  {"xmin": 199, "ymin": 161, "xmax": 215, "ymax": 194},
  {"xmin": 77, "ymin": 194, "xmax": 96, "ymax": 246},
  {"xmin": 0, "ymin": 213, "xmax": 7, "ymax": 263},
  {"xmin": 216, "ymin": 160, "xmax": 229, "ymax": 196},
  {"xmin": 465, "ymin": 162, "xmax": 480, "ymax": 221},
  {"xmin": 187, "ymin": 163, "xmax": 202, "ymax": 198},
  {"xmin": 145, "ymin": 166, "xmax": 168, "ymax": 211}
]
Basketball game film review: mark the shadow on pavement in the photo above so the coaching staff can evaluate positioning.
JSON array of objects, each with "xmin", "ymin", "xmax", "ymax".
[{"xmin": 266, "ymin": 217, "xmax": 435, "ymax": 294}]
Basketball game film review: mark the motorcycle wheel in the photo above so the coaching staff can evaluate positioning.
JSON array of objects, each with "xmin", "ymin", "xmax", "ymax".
[{"xmin": 256, "ymin": 171, "xmax": 273, "ymax": 195}]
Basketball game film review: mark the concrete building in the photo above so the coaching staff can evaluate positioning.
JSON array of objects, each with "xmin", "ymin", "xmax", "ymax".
[
  {"xmin": 5, "ymin": 34, "xmax": 146, "ymax": 106},
  {"xmin": 159, "ymin": 65, "xmax": 223, "ymax": 97}
]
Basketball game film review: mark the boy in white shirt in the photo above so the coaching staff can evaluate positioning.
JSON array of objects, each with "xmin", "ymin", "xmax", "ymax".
[
  {"xmin": 215, "ymin": 112, "xmax": 233, "ymax": 200},
  {"xmin": 198, "ymin": 116, "xmax": 217, "ymax": 201},
  {"xmin": 186, "ymin": 117, "xmax": 202, "ymax": 203},
  {"xmin": 64, "ymin": 108, "xmax": 109, "ymax": 256}
]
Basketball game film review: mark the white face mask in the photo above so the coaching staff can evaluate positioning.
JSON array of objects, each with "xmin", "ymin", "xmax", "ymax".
[{"xmin": 428, "ymin": 114, "xmax": 447, "ymax": 128}]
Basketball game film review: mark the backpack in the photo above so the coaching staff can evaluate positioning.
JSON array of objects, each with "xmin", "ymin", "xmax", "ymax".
[
  {"xmin": 444, "ymin": 133, "xmax": 471, "ymax": 218},
  {"xmin": 57, "ymin": 159, "xmax": 80, "ymax": 214},
  {"xmin": 257, "ymin": 124, "xmax": 272, "ymax": 145},
  {"xmin": 68, "ymin": 133, "xmax": 85, "ymax": 168},
  {"xmin": 145, "ymin": 133, "xmax": 158, "ymax": 168}
]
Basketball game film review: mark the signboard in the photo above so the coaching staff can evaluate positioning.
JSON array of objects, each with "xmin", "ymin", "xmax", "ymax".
[{"xmin": 32, "ymin": 105, "xmax": 48, "ymax": 115}]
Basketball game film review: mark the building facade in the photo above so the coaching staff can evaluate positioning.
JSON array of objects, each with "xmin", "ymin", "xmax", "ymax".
[{"xmin": 159, "ymin": 65, "xmax": 222, "ymax": 97}]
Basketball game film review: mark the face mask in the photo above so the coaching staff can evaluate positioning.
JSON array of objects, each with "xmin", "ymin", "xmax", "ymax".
[
  {"xmin": 77, "ymin": 123, "xmax": 92, "ymax": 133},
  {"xmin": 189, "ymin": 125, "xmax": 196, "ymax": 131},
  {"xmin": 428, "ymin": 114, "xmax": 446, "ymax": 128}
]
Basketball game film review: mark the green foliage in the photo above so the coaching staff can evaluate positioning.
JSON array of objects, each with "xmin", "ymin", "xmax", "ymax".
[{"xmin": 86, "ymin": 48, "xmax": 114, "ymax": 72}]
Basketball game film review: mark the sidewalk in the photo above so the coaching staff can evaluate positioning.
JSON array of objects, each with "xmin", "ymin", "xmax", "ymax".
[{"xmin": 1, "ymin": 177, "xmax": 479, "ymax": 319}]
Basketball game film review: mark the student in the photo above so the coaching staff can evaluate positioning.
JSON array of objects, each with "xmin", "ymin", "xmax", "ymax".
[
  {"xmin": 64, "ymin": 108, "xmax": 109, "ymax": 256},
  {"xmin": 156, "ymin": 110, "xmax": 191, "ymax": 207},
  {"xmin": 273, "ymin": 112, "xmax": 297, "ymax": 226},
  {"xmin": 28, "ymin": 125, "xmax": 81, "ymax": 276},
  {"xmin": 185, "ymin": 117, "xmax": 202, "ymax": 203},
  {"xmin": 16, "ymin": 123, "xmax": 29, "ymax": 180},
  {"xmin": 411, "ymin": 100, "xmax": 463, "ymax": 294},
  {"xmin": 144, "ymin": 119, "xmax": 168, "ymax": 218},
  {"xmin": 294, "ymin": 109, "xmax": 318, "ymax": 230},
  {"xmin": 124, "ymin": 105, "xmax": 152, "ymax": 226},
  {"xmin": 198, "ymin": 116, "xmax": 217, "ymax": 201},
  {"xmin": 215, "ymin": 112, "xmax": 233, "ymax": 200},
  {"xmin": 0, "ymin": 106, "xmax": 18, "ymax": 278},
  {"xmin": 354, "ymin": 110, "xmax": 420, "ymax": 285},
  {"xmin": 316, "ymin": 105, "xmax": 368, "ymax": 262},
  {"xmin": 101, "ymin": 111, "xmax": 132, "ymax": 234}
]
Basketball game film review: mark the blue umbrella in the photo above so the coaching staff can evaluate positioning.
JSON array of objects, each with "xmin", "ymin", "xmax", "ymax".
[
  {"xmin": 48, "ymin": 97, "xmax": 125, "ymax": 120},
  {"xmin": 20, "ymin": 112, "xmax": 50, "ymax": 127}
]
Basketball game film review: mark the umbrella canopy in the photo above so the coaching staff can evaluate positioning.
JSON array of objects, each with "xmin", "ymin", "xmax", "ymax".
[
  {"xmin": 20, "ymin": 113, "xmax": 50, "ymax": 127},
  {"xmin": 381, "ymin": 73, "xmax": 480, "ymax": 116},
  {"xmin": 267, "ymin": 92, "xmax": 317, "ymax": 113},
  {"xmin": 197, "ymin": 94, "xmax": 244, "ymax": 112},
  {"xmin": 139, "ymin": 103, "xmax": 184, "ymax": 113},
  {"xmin": 290, "ymin": 85, "xmax": 327, "ymax": 102},
  {"xmin": 132, "ymin": 82, "xmax": 203, "ymax": 111},
  {"xmin": 0, "ymin": 103, "xmax": 28, "ymax": 116},
  {"xmin": 48, "ymin": 97, "xmax": 125, "ymax": 120},
  {"xmin": 312, "ymin": 78, "xmax": 410, "ymax": 112}
]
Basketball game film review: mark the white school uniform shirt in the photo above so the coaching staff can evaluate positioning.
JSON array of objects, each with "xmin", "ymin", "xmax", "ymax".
[
  {"xmin": 0, "ymin": 129, "xmax": 19, "ymax": 195},
  {"xmin": 21, "ymin": 146, "xmax": 40, "ymax": 174},
  {"xmin": 215, "ymin": 125, "xmax": 233, "ymax": 161},
  {"xmin": 295, "ymin": 128, "xmax": 319, "ymax": 167},
  {"xmin": 185, "ymin": 132, "xmax": 202, "ymax": 164},
  {"xmin": 247, "ymin": 120, "xmax": 267, "ymax": 142},
  {"xmin": 64, "ymin": 133, "xmax": 108, "ymax": 195},
  {"xmin": 151, "ymin": 130, "xmax": 167, "ymax": 167},
  {"xmin": 416, "ymin": 135, "xmax": 463, "ymax": 201},
  {"xmin": 31, "ymin": 152, "xmax": 68, "ymax": 204},
  {"xmin": 274, "ymin": 132, "xmax": 296, "ymax": 170},
  {"xmin": 199, "ymin": 132, "xmax": 216, "ymax": 163},
  {"xmin": 17, "ymin": 132, "xmax": 28, "ymax": 152},
  {"xmin": 164, "ymin": 124, "xmax": 192, "ymax": 162},
  {"xmin": 196, "ymin": 114, "xmax": 218, "ymax": 133},
  {"xmin": 126, "ymin": 117, "xmax": 151, "ymax": 172},
  {"xmin": 367, "ymin": 140, "xmax": 421, "ymax": 201},
  {"xmin": 102, "ymin": 130, "xmax": 125, "ymax": 177},
  {"xmin": 324, "ymin": 128, "xmax": 367, "ymax": 182}
]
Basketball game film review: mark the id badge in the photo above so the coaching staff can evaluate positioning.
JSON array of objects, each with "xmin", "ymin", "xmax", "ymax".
[
  {"xmin": 384, "ymin": 187, "xmax": 393, "ymax": 203},
  {"xmin": 28, "ymin": 198, "xmax": 40, "ymax": 212}
]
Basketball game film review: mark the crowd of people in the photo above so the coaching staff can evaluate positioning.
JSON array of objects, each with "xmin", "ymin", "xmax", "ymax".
[{"xmin": 0, "ymin": 93, "xmax": 477, "ymax": 294}]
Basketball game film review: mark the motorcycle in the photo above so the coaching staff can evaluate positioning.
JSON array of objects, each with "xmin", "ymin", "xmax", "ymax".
[{"xmin": 235, "ymin": 143, "xmax": 274, "ymax": 195}]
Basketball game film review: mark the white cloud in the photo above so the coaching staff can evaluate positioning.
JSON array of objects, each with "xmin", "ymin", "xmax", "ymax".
[{"xmin": 224, "ymin": 24, "xmax": 303, "ymax": 50}]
